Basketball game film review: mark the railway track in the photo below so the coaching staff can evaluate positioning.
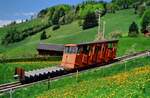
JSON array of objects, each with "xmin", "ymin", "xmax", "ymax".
[
  {"xmin": 0, "ymin": 50, "xmax": 149, "ymax": 93},
  {"xmin": 0, "ymin": 82, "xmax": 21, "ymax": 92}
]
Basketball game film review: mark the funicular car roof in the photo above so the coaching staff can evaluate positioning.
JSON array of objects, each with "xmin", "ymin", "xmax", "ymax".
[{"xmin": 65, "ymin": 40, "xmax": 119, "ymax": 47}]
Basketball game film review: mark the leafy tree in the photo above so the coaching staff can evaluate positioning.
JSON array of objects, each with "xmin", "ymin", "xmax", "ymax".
[
  {"xmin": 8, "ymin": 21, "xmax": 17, "ymax": 26},
  {"xmin": 147, "ymin": 1, "xmax": 150, "ymax": 6},
  {"xmin": 128, "ymin": 21, "xmax": 139, "ymax": 37},
  {"xmin": 2, "ymin": 28, "xmax": 18, "ymax": 45},
  {"xmin": 59, "ymin": 8, "xmax": 66, "ymax": 17},
  {"xmin": 2, "ymin": 23, "xmax": 51, "ymax": 45},
  {"xmin": 52, "ymin": 25, "xmax": 60, "ymax": 31},
  {"xmin": 58, "ymin": 10, "xmax": 75, "ymax": 25},
  {"xmin": 40, "ymin": 31, "xmax": 47, "ymax": 40},
  {"xmin": 59, "ymin": 16, "xmax": 65, "ymax": 25},
  {"xmin": 75, "ymin": 5, "xmax": 80, "ymax": 14},
  {"xmin": 112, "ymin": 0, "xmax": 149, "ymax": 9},
  {"xmin": 133, "ymin": 4, "xmax": 138, "ymax": 14},
  {"xmin": 82, "ymin": 12, "xmax": 98, "ymax": 30},
  {"xmin": 51, "ymin": 7, "xmax": 66, "ymax": 25},
  {"xmin": 78, "ymin": 3, "xmax": 104, "ymax": 18},
  {"xmin": 102, "ymin": 2, "xmax": 107, "ymax": 15},
  {"xmin": 38, "ymin": 9, "xmax": 48, "ymax": 17},
  {"xmin": 52, "ymin": 10, "xmax": 60, "ymax": 25},
  {"xmin": 106, "ymin": 3, "xmax": 119, "ymax": 13},
  {"xmin": 112, "ymin": 0, "xmax": 131, "ymax": 9},
  {"xmin": 65, "ymin": 11, "xmax": 75, "ymax": 24},
  {"xmin": 138, "ymin": 3, "xmax": 146, "ymax": 17},
  {"xmin": 78, "ymin": 19, "xmax": 83, "ymax": 26},
  {"xmin": 141, "ymin": 9, "xmax": 150, "ymax": 33},
  {"xmin": 48, "ymin": 7, "xmax": 56, "ymax": 20}
]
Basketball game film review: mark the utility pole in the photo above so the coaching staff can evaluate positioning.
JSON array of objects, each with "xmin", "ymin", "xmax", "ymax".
[
  {"xmin": 103, "ymin": 21, "xmax": 106, "ymax": 40},
  {"xmin": 98, "ymin": 12, "xmax": 101, "ymax": 38},
  {"xmin": 95, "ymin": 9, "xmax": 105, "ymax": 40}
]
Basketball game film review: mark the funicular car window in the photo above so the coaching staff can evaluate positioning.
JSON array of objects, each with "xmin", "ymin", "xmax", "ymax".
[
  {"xmin": 65, "ymin": 46, "xmax": 78, "ymax": 54},
  {"xmin": 95, "ymin": 46, "xmax": 99, "ymax": 52},
  {"xmin": 83, "ymin": 45, "xmax": 90, "ymax": 54},
  {"xmin": 99, "ymin": 46, "xmax": 102, "ymax": 51},
  {"xmin": 77, "ymin": 46, "xmax": 82, "ymax": 54},
  {"xmin": 102, "ymin": 44, "xmax": 105, "ymax": 52},
  {"xmin": 108, "ymin": 43, "xmax": 113, "ymax": 48},
  {"xmin": 73, "ymin": 47, "xmax": 78, "ymax": 53},
  {"xmin": 69, "ymin": 47, "xmax": 72, "ymax": 53},
  {"xmin": 64, "ymin": 47, "xmax": 69, "ymax": 53},
  {"xmin": 113, "ymin": 42, "xmax": 117, "ymax": 48}
]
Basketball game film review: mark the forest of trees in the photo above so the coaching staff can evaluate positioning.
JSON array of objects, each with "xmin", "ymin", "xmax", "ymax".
[{"xmin": 2, "ymin": 23, "xmax": 51, "ymax": 45}]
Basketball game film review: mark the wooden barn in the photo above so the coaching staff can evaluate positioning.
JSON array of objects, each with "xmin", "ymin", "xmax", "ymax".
[{"xmin": 37, "ymin": 43, "xmax": 64, "ymax": 56}]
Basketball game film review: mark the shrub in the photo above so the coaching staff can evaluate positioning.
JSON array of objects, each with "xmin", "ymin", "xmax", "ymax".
[
  {"xmin": 78, "ymin": 20, "xmax": 83, "ymax": 26},
  {"xmin": 52, "ymin": 11, "xmax": 60, "ymax": 25},
  {"xmin": 52, "ymin": 25, "xmax": 60, "ymax": 31},
  {"xmin": 109, "ymin": 31, "xmax": 123, "ymax": 39},
  {"xmin": 82, "ymin": 12, "xmax": 98, "ymax": 30},
  {"xmin": 141, "ymin": 9, "xmax": 150, "ymax": 33},
  {"xmin": 128, "ymin": 21, "xmax": 139, "ymax": 37},
  {"xmin": 40, "ymin": 31, "xmax": 47, "ymax": 40}
]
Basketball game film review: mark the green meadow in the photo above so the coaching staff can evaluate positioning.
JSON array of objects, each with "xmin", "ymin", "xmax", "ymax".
[
  {"xmin": 1, "ymin": 57, "xmax": 150, "ymax": 98},
  {"xmin": 0, "ymin": 61, "xmax": 60, "ymax": 84}
]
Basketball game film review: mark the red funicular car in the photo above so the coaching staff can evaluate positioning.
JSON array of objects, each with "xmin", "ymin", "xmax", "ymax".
[{"xmin": 61, "ymin": 40, "xmax": 118, "ymax": 69}]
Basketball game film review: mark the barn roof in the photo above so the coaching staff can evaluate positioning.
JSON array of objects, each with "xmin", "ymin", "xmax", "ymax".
[{"xmin": 37, "ymin": 43, "xmax": 64, "ymax": 51}]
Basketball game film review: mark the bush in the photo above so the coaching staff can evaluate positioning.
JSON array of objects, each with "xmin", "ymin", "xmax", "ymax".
[
  {"xmin": 52, "ymin": 25, "xmax": 60, "ymax": 31},
  {"xmin": 109, "ymin": 31, "xmax": 123, "ymax": 39},
  {"xmin": 128, "ymin": 21, "xmax": 139, "ymax": 37},
  {"xmin": 78, "ymin": 20, "xmax": 83, "ymax": 26},
  {"xmin": 82, "ymin": 12, "xmax": 98, "ymax": 30},
  {"xmin": 141, "ymin": 9, "xmax": 150, "ymax": 33},
  {"xmin": 40, "ymin": 31, "xmax": 47, "ymax": 40}
]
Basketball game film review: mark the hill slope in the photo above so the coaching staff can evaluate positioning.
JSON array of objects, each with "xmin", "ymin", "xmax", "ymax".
[
  {"xmin": 0, "ymin": 9, "xmax": 149, "ymax": 58},
  {"xmin": 1, "ymin": 57, "xmax": 149, "ymax": 98},
  {"xmin": 38, "ymin": 65, "xmax": 150, "ymax": 98}
]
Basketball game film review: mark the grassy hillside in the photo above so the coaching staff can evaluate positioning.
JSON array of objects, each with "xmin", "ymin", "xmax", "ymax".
[
  {"xmin": 0, "ymin": 9, "xmax": 149, "ymax": 58},
  {"xmin": 38, "ymin": 65, "xmax": 150, "ymax": 98},
  {"xmin": 0, "ymin": 18, "xmax": 48, "ymax": 40},
  {"xmin": 1, "ymin": 57, "xmax": 150, "ymax": 98}
]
